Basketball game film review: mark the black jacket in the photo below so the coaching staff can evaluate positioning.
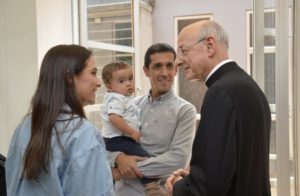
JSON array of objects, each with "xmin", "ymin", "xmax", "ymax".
[{"xmin": 173, "ymin": 61, "xmax": 271, "ymax": 196}]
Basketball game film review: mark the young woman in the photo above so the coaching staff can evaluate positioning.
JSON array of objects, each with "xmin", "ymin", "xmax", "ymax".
[{"xmin": 5, "ymin": 45, "xmax": 114, "ymax": 196}]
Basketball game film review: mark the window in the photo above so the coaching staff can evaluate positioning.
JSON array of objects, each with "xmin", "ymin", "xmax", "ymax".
[
  {"xmin": 115, "ymin": 22, "xmax": 133, "ymax": 64},
  {"xmin": 247, "ymin": 6, "xmax": 295, "ymax": 196},
  {"xmin": 80, "ymin": 0, "xmax": 135, "ymax": 129},
  {"xmin": 78, "ymin": 0, "xmax": 153, "ymax": 129}
]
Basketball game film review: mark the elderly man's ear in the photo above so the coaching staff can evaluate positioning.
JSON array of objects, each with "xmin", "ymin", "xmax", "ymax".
[{"xmin": 206, "ymin": 37, "xmax": 216, "ymax": 57}]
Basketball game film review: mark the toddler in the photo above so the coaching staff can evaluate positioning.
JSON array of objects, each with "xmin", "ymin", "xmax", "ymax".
[{"xmin": 100, "ymin": 61, "xmax": 162, "ymax": 196}]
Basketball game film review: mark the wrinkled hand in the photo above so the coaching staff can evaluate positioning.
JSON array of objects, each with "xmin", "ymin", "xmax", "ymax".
[
  {"xmin": 165, "ymin": 168, "xmax": 189, "ymax": 196},
  {"xmin": 112, "ymin": 167, "xmax": 122, "ymax": 181},
  {"xmin": 130, "ymin": 131, "xmax": 141, "ymax": 143},
  {"xmin": 116, "ymin": 153, "xmax": 146, "ymax": 178}
]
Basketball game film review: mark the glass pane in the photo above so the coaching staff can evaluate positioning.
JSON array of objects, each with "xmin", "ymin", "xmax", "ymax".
[
  {"xmin": 261, "ymin": 0, "xmax": 295, "ymax": 195},
  {"xmin": 264, "ymin": 53, "xmax": 275, "ymax": 104},
  {"xmin": 263, "ymin": 1, "xmax": 277, "ymax": 195},
  {"xmin": 248, "ymin": 10, "xmax": 275, "ymax": 50},
  {"xmin": 87, "ymin": 0, "xmax": 133, "ymax": 47},
  {"xmin": 269, "ymin": 121, "xmax": 276, "ymax": 194},
  {"xmin": 264, "ymin": 11, "xmax": 275, "ymax": 46},
  {"xmin": 250, "ymin": 12, "xmax": 253, "ymax": 48},
  {"xmin": 251, "ymin": 0, "xmax": 295, "ymax": 195}
]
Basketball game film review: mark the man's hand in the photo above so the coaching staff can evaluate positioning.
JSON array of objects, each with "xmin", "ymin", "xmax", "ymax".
[
  {"xmin": 116, "ymin": 153, "xmax": 146, "ymax": 178},
  {"xmin": 112, "ymin": 168, "xmax": 122, "ymax": 181},
  {"xmin": 165, "ymin": 168, "xmax": 189, "ymax": 195}
]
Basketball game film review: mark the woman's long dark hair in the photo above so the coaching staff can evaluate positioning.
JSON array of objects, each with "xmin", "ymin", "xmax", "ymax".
[{"xmin": 22, "ymin": 44, "xmax": 92, "ymax": 181}]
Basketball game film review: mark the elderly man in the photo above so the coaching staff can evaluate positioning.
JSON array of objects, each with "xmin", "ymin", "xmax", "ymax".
[{"xmin": 166, "ymin": 21, "xmax": 271, "ymax": 196}]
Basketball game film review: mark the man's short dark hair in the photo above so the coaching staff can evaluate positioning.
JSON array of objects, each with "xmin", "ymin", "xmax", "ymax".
[{"xmin": 144, "ymin": 43, "xmax": 176, "ymax": 68}]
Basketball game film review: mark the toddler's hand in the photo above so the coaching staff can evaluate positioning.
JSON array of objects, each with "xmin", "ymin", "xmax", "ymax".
[{"xmin": 131, "ymin": 131, "xmax": 141, "ymax": 143}]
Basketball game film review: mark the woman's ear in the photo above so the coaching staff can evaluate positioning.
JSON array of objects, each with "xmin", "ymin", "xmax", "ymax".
[{"xmin": 66, "ymin": 71, "xmax": 74, "ymax": 86}]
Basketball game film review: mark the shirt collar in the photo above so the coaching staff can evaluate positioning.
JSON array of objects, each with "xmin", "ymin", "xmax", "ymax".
[
  {"xmin": 147, "ymin": 89, "xmax": 174, "ymax": 103},
  {"xmin": 57, "ymin": 104, "xmax": 79, "ymax": 121},
  {"xmin": 205, "ymin": 59, "xmax": 234, "ymax": 82}
]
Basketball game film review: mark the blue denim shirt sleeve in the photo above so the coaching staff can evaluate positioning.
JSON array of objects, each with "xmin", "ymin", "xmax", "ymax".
[
  {"xmin": 61, "ymin": 130, "xmax": 114, "ymax": 196},
  {"xmin": 5, "ymin": 115, "xmax": 114, "ymax": 196}
]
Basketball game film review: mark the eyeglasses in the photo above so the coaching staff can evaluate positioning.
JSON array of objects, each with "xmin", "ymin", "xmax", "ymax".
[{"xmin": 177, "ymin": 37, "xmax": 206, "ymax": 58}]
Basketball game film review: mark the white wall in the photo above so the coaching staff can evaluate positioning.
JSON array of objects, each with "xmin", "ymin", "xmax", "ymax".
[
  {"xmin": 152, "ymin": 0, "xmax": 253, "ymax": 70},
  {"xmin": 137, "ymin": 2, "xmax": 153, "ymax": 96},
  {"xmin": 36, "ymin": 0, "xmax": 74, "ymax": 66},
  {"xmin": 0, "ymin": 0, "xmax": 38, "ymax": 156},
  {"xmin": 0, "ymin": 0, "xmax": 73, "ymax": 156}
]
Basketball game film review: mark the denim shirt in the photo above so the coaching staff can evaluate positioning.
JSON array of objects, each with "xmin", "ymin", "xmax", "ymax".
[{"xmin": 6, "ymin": 109, "xmax": 114, "ymax": 196}]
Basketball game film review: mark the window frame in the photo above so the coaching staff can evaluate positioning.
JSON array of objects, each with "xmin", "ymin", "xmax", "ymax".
[
  {"xmin": 248, "ymin": 4, "xmax": 295, "ymax": 195},
  {"xmin": 78, "ymin": 0, "xmax": 140, "ymax": 120}
]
